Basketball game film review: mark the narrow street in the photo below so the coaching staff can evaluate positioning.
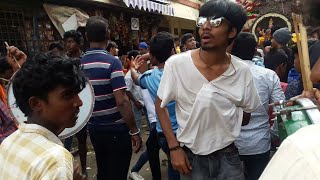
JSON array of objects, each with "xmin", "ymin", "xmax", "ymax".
[{"xmin": 72, "ymin": 118, "xmax": 169, "ymax": 180}]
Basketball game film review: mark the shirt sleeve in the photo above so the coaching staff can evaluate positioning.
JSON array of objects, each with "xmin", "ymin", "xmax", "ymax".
[
  {"xmin": 271, "ymin": 72, "xmax": 285, "ymax": 102},
  {"xmin": 242, "ymin": 77, "xmax": 261, "ymax": 113},
  {"xmin": 110, "ymin": 59, "xmax": 127, "ymax": 92},
  {"xmin": 157, "ymin": 63, "xmax": 176, "ymax": 108},
  {"xmin": 41, "ymin": 150, "xmax": 73, "ymax": 180},
  {"xmin": 124, "ymin": 72, "xmax": 133, "ymax": 92},
  {"xmin": 138, "ymin": 71, "xmax": 151, "ymax": 90}
]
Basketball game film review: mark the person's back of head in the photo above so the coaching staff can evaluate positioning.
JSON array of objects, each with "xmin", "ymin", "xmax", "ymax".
[
  {"xmin": 128, "ymin": 50, "xmax": 139, "ymax": 61},
  {"xmin": 0, "ymin": 56, "xmax": 13, "ymax": 80},
  {"xmin": 106, "ymin": 41, "xmax": 118, "ymax": 52},
  {"xmin": 272, "ymin": 28, "xmax": 292, "ymax": 47},
  {"xmin": 264, "ymin": 49, "xmax": 288, "ymax": 70},
  {"xmin": 231, "ymin": 32, "xmax": 257, "ymax": 60},
  {"xmin": 86, "ymin": 16, "xmax": 109, "ymax": 43},
  {"xmin": 199, "ymin": 0, "xmax": 247, "ymax": 44},
  {"xmin": 149, "ymin": 31, "xmax": 174, "ymax": 64},
  {"xmin": 48, "ymin": 42, "xmax": 64, "ymax": 51},
  {"xmin": 264, "ymin": 49, "xmax": 288, "ymax": 82}
]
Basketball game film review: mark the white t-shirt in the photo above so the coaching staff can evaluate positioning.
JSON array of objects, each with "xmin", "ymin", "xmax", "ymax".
[
  {"xmin": 125, "ymin": 70, "xmax": 144, "ymax": 105},
  {"xmin": 157, "ymin": 51, "xmax": 261, "ymax": 155},
  {"xmin": 141, "ymin": 89, "xmax": 157, "ymax": 124},
  {"xmin": 260, "ymin": 124, "xmax": 320, "ymax": 180}
]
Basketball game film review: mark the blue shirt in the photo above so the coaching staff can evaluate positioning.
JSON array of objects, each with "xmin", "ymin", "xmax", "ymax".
[
  {"xmin": 81, "ymin": 49, "xmax": 126, "ymax": 126},
  {"xmin": 138, "ymin": 68, "xmax": 178, "ymax": 133}
]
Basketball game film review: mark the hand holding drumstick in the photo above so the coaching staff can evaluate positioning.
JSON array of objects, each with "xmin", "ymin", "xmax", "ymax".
[{"xmin": 5, "ymin": 42, "xmax": 27, "ymax": 72}]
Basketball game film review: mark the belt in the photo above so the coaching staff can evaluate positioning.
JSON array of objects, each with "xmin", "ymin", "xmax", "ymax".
[{"xmin": 182, "ymin": 143, "xmax": 238, "ymax": 157}]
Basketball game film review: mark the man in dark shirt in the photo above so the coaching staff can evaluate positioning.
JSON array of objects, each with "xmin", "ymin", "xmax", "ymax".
[{"xmin": 80, "ymin": 16, "xmax": 142, "ymax": 180}]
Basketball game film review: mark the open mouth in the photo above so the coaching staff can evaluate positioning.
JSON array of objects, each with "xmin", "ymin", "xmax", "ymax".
[
  {"xmin": 74, "ymin": 110, "xmax": 80, "ymax": 119},
  {"xmin": 201, "ymin": 34, "xmax": 212, "ymax": 43}
]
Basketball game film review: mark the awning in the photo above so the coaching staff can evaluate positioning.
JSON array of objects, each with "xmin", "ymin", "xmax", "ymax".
[
  {"xmin": 123, "ymin": 0, "xmax": 174, "ymax": 16},
  {"xmin": 43, "ymin": 3, "xmax": 89, "ymax": 37}
]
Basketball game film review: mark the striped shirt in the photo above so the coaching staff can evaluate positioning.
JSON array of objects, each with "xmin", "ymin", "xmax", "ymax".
[
  {"xmin": 0, "ymin": 123, "xmax": 73, "ymax": 179},
  {"xmin": 81, "ymin": 49, "xmax": 127, "ymax": 125}
]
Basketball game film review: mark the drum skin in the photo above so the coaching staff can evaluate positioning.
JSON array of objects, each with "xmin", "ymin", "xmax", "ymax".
[{"xmin": 277, "ymin": 98, "xmax": 320, "ymax": 142}]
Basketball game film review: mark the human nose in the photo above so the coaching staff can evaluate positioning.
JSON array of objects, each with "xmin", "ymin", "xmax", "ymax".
[
  {"xmin": 201, "ymin": 20, "xmax": 212, "ymax": 31},
  {"xmin": 74, "ymin": 95, "xmax": 83, "ymax": 108}
]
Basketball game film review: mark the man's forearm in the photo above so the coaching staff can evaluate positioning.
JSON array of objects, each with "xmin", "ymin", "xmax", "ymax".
[
  {"xmin": 130, "ymin": 68, "xmax": 140, "ymax": 85},
  {"xmin": 118, "ymin": 97, "xmax": 138, "ymax": 132},
  {"xmin": 126, "ymin": 91, "xmax": 137, "ymax": 103},
  {"xmin": 155, "ymin": 97, "xmax": 179, "ymax": 148}
]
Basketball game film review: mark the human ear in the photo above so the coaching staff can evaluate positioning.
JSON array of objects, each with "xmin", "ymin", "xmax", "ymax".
[
  {"xmin": 29, "ymin": 97, "xmax": 43, "ymax": 113},
  {"xmin": 228, "ymin": 27, "xmax": 237, "ymax": 39}
]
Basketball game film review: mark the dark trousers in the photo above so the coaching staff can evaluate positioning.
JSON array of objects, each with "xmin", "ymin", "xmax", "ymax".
[
  {"xmin": 240, "ymin": 151, "xmax": 270, "ymax": 180},
  {"xmin": 157, "ymin": 133, "xmax": 180, "ymax": 180},
  {"xmin": 89, "ymin": 124, "xmax": 132, "ymax": 180},
  {"xmin": 146, "ymin": 123, "xmax": 162, "ymax": 180}
]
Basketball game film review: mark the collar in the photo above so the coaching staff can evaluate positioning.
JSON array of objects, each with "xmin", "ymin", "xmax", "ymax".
[
  {"xmin": 19, "ymin": 123, "xmax": 62, "ymax": 146},
  {"xmin": 243, "ymin": 60, "xmax": 255, "ymax": 65}
]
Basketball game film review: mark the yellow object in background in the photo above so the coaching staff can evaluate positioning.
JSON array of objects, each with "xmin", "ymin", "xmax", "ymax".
[
  {"xmin": 258, "ymin": 37, "xmax": 265, "ymax": 45},
  {"xmin": 292, "ymin": 33, "xmax": 299, "ymax": 43}
]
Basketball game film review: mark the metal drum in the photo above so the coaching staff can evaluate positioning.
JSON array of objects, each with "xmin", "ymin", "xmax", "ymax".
[{"xmin": 274, "ymin": 98, "xmax": 320, "ymax": 142}]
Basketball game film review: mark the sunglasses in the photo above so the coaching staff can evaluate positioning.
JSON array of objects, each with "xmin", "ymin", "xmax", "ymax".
[{"xmin": 196, "ymin": 17, "xmax": 229, "ymax": 28}]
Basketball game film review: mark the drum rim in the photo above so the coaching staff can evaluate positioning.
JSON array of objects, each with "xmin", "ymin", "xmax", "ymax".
[{"xmin": 6, "ymin": 70, "xmax": 95, "ymax": 139}]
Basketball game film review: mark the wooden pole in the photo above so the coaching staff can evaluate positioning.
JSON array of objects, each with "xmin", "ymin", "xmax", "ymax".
[{"xmin": 292, "ymin": 13, "xmax": 313, "ymax": 91}]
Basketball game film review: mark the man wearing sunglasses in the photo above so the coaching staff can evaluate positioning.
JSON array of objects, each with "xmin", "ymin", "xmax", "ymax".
[{"xmin": 155, "ymin": 0, "xmax": 261, "ymax": 179}]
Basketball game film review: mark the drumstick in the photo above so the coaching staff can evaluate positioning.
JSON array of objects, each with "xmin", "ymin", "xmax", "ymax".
[
  {"xmin": 4, "ymin": 41, "xmax": 21, "ymax": 69},
  {"xmin": 292, "ymin": 13, "xmax": 313, "ymax": 91}
]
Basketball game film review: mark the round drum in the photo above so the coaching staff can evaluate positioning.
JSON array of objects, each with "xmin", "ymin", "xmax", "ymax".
[
  {"xmin": 276, "ymin": 98, "xmax": 320, "ymax": 141},
  {"xmin": 7, "ymin": 79, "xmax": 95, "ymax": 139}
]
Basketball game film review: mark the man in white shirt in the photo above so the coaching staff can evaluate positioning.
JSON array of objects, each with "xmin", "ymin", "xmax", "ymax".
[
  {"xmin": 232, "ymin": 32, "xmax": 285, "ymax": 180},
  {"xmin": 155, "ymin": 1, "xmax": 261, "ymax": 179},
  {"xmin": 125, "ymin": 50, "xmax": 145, "ymax": 128}
]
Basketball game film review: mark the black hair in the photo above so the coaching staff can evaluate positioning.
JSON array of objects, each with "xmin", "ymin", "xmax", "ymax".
[
  {"xmin": 231, "ymin": 32, "xmax": 257, "ymax": 60},
  {"xmin": 181, "ymin": 33, "xmax": 193, "ymax": 45},
  {"xmin": 271, "ymin": 25, "xmax": 281, "ymax": 36},
  {"xmin": 128, "ymin": 50, "xmax": 139, "ymax": 61},
  {"xmin": 199, "ymin": 0, "xmax": 247, "ymax": 39},
  {"xmin": 106, "ymin": 41, "xmax": 118, "ymax": 52},
  {"xmin": 174, "ymin": 37, "xmax": 180, "ymax": 42},
  {"xmin": 86, "ymin": 16, "xmax": 109, "ymax": 43},
  {"xmin": 262, "ymin": 40, "xmax": 272, "ymax": 48},
  {"xmin": 48, "ymin": 42, "xmax": 64, "ymax": 51},
  {"xmin": 149, "ymin": 31, "xmax": 174, "ymax": 63},
  {"xmin": 0, "ymin": 56, "xmax": 12, "ymax": 74},
  {"xmin": 196, "ymin": 41, "xmax": 200, "ymax": 48},
  {"xmin": 12, "ymin": 53, "xmax": 86, "ymax": 116},
  {"xmin": 264, "ymin": 49, "xmax": 288, "ymax": 71},
  {"xmin": 63, "ymin": 30, "xmax": 84, "ymax": 45}
]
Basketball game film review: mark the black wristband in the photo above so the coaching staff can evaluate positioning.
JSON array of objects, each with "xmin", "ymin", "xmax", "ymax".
[{"xmin": 169, "ymin": 145, "xmax": 181, "ymax": 152}]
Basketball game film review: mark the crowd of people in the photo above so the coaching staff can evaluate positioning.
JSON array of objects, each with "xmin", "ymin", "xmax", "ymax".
[{"xmin": 1, "ymin": 0, "xmax": 320, "ymax": 180}]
